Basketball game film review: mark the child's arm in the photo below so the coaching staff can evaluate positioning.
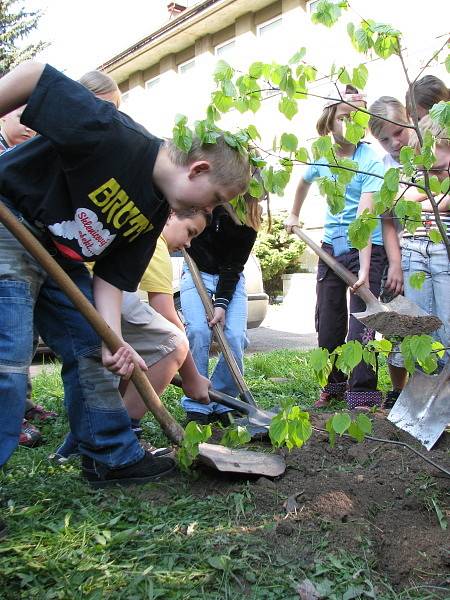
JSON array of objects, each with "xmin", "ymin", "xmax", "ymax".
[
  {"xmin": 0, "ymin": 61, "xmax": 45, "ymax": 117},
  {"xmin": 93, "ymin": 275, "xmax": 148, "ymax": 379},
  {"xmin": 352, "ymin": 191, "xmax": 374, "ymax": 292},
  {"xmin": 381, "ymin": 214, "xmax": 403, "ymax": 296},
  {"xmin": 404, "ymin": 187, "xmax": 450, "ymax": 212},
  {"xmin": 148, "ymin": 292, "xmax": 210, "ymax": 404},
  {"xmin": 285, "ymin": 177, "xmax": 312, "ymax": 232}
]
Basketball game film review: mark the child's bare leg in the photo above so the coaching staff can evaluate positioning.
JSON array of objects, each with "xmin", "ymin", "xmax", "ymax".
[{"xmin": 123, "ymin": 340, "xmax": 188, "ymax": 420}]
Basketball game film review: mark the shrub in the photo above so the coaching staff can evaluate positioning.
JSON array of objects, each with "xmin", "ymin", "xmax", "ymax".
[{"xmin": 254, "ymin": 212, "xmax": 306, "ymax": 300}]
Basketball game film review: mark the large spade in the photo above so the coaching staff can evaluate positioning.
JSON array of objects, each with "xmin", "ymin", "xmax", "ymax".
[
  {"xmin": 292, "ymin": 226, "xmax": 442, "ymax": 337},
  {"xmin": 388, "ymin": 361, "xmax": 450, "ymax": 450},
  {"xmin": 0, "ymin": 201, "xmax": 285, "ymax": 478}
]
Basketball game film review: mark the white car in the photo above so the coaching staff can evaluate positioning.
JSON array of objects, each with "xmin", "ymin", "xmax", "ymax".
[{"xmin": 171, "ymin": 252, "xmax": 269, "ymax": 329}]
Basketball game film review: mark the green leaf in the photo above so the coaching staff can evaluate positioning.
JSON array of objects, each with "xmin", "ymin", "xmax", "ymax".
[
  {"xmin": 347, "ymin": 421, "xmax": 365, "ymax": 442},
  {"xmin": 248, "ymin": 95, "xmax": 261, "ymax": 113},
  {"xmin": 174, "ymin": 113, "xmax": 187, "ymax": 126},
  {"xmin": 440, "ymin": 176, "xmax": 450, "ymax": 195},
  {"xmin": 214, "ymin": 60, "xmax": 234, "ymax": 82},
  {"xmin": 249, "ymin": 61, "xmax": 264, "ymax": 78},
  {"xmin": 355, "ymin": 413, "xmax": 372, "ymax": 434},
  {"xmin": 234, "ymin": 97, "xmax": 249, "ymax": 113},
  {"xmin": 312, "ymin": 135, "xmax": 332, "ymax": 159},
  {"xmin": 221, "ymin": 79, "xmax": 236, "ymax": 98},
  {"xmin": 309, "ymin": 348, "xmax": 332, "ymax": 387},
  {"xmin": 399, "ymin": 145, "xmax": 415, "ymax": 177},
  {"xmin": 280, "ymin": 133, "xmax": 298, "ymax": 153},
  {"xmin": 446, "ymin": 54, "xmax": 450, "ymax": 74},
  {"xmin": 351, "ymin": 27, "xmax": 371, "ymax": 53},
  {"xmin": 311, "ymin": 0, "xmax": 345, "ymax": 27},
  {"xmin": 289, "ymin": 47, "xmax": 306, "ymax": 64},
  {"xmin": 352, "ymin": 64, "xmax": 368, "ymax": 89},
  {"xmin": 212, "ymin": 91, "xmax": 233, "ymax": 113},
  {"xmin": 428, "ymin": 229, "xmax": 443, "ymax": 244},
  {"xmin": 351, "ymin": 110, "xmax": 370, "ymax": 128},
  {"xmin": 208, "ymin": 555, "xmax": 230, "ymax": 570},
  {"xmin": 318, "ymin": 177, "xmax": 346, "ymax": 215},
  {"xmin": 335, "ymin": 340, "xmax": 363, "ymax": 375},
  {"xmin": 409, "ymin": 271, "xmax": 426, "ymax": 289},
  {"xmin": 343, "ymin": 120, "xmax": 365, "ymax": 144},
  {"xmin": 395, "ymin": 199, "xmax": 422, "ymax": 234},
  {"xmin": 429, "ymin": 101, "xmax": 450, "ymax": 135},
  {"xmin": 332, "ymin": 413, "xmax": 352, "ymax": 435},
  {"xmin": 295, "ymin": 147, "xmax": 310, "ymax": 163},
  {"xmin": 269, "ymin": 417, "xmax": 289, "ymax": 448},
  {"xmin": 362, "ymin": 347, "xmax": 377, "ymax": 369},
  {"xmin": 247, "ymin": 124, "xmax": 261, "ymax": 141},
  {"xmin": 429, "ymin": 175, "xmax": 441, "ymax": 195},
  {"xmin": 272, "ymin": 169, "xmax": 291, "ymax": 195},
  {"xmin": 348, "ymin": 210, "xmax": 377, "ymax": 250},
  {"xmin": 220, "ymin": 425, "xmax": 252, "ymax": 448},
  {"xmin": 248, "ymin": 178, "xmax": 264, "ymax": 199},
  {"xmin": 384, "ymin": 167, "xmax": 400, "ymax": 192},
  {"xmin": 278, "ymin": 97, "xmax": 298, "ymax": 120},
  {"xmin": 338, "ymin": 67, "xmax": 351, "ymax": 85}
]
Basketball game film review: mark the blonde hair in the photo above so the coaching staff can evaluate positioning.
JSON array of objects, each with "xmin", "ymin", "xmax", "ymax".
[
  {"xmin": 405, "ymin": 75, "xmax": 449, "ymax": 118},
  {"xmin": 166, "ymin": 136, "xmax": 250, "ymax": 195},
  {"xmin": 244, "ymin": 195, "xmax": 263, "ymax": 231},
  {"xmin": 368, "ymin": 96, "xmax": 409, "ymax": 139},
  {"xmin": 409, "ymin": 115, "xmax": 450, "ymax": 152},
  {"xmin": 79, "ymin": 71, "xmax": 119, "ymax": 96}
]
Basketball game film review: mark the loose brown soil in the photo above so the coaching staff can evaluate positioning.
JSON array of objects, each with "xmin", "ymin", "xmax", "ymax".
[{"xmin": 174, "ymin": 413, "xmax": 450, "ymax": 594}]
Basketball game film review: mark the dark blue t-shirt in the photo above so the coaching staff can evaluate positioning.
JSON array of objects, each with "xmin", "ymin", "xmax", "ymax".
[{"xmin": 0, "ymin": 64, "xmax": 169, "ymax": 291}]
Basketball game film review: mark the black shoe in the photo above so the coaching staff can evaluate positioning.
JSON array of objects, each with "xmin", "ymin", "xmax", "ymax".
[
  {"xmin": 0, "ymin": 518, "xmax": 7, "ymax": 539},
  {"xmin": 384, "ymin": 389, "xmax": 401, "ymax": 409},
  {"xmin": 185, "ymin": 411, "xmax": 210, "ymax": 426},
  {"xmin": 209, "ymin": 412, "xmax": 234, "ymax": 427},
  {"xmin": 81, "ymin": 451, "xmax": 175, "ymax": 488}
]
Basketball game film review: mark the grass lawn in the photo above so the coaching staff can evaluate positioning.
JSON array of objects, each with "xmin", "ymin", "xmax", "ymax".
[{"xmin": 1, "ymin": 350, "xmax": 446, "ymax": 599}]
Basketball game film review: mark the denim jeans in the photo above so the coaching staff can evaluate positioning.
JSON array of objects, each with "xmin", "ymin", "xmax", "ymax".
[
  {"xmin": 180, "ymin": 268, "xmax": 248, "ymax": 414},
  {"xmin": 401, "ymin": 238, "xmax": 450, "ymax": 364},
  {"xmin": 0, "ymin": 203, "xmax": 144, "ymax": 469}
]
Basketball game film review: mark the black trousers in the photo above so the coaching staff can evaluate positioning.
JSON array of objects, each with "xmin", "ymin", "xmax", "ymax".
[{"xmin": 315, "ymin": 244, "xmax": 387, "ymax": 392}]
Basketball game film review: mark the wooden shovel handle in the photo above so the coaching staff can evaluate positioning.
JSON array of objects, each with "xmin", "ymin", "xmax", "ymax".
[
  {"xmin": 292, "ymin": 226, "xmax": 378, "ymax": 307},
  {"xmin": 0, "ymin": 201, "xmax": 184, "ymax": 445},
  {"xmin": 181, "ymin": 249, "xmax": 256, "ymax": 406}
]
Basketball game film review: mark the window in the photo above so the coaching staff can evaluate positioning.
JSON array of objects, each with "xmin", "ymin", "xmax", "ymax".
[
  {"xmin": 214, "ymin": 39, "xmax": 236, "ymax": 58},
  {"xmin": 145, "ymin": 76, "xmax": 160, "ymax": 92},
  {"xmin": 121, "ymin": 91, "xmax": 130, "ymax": 104},
  {"xmin": 178, "ymin": 58, "xmax": 195, "ymax": 75},
  {"xmin": 257, "ymin": 16, "xmax": 282, "ymax": 38}
]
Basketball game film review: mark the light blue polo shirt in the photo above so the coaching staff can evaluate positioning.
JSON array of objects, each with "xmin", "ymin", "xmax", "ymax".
[{"xmin": 304, "ymin": 142, "xmax": 384, "ymax": 246}]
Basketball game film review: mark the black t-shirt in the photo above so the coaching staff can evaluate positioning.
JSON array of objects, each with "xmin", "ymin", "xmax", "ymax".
[
  {"xmin": 186, "ymin": 206, "xmax": 257, "ymax": 309},
  {"xmin": 0, "ymin": 65, "xmax": 169, "ymax": 291}
]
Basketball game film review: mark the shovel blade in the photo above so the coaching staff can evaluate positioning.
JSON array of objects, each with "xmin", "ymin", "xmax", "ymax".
[
  {"xmin": 388, "ymin": 369, "xmax": 450, "ymax": 450},
  {"xmin": 198, "ymin": 443, "xmax": 285, "ymax": 477},
  {"xmin": 353, "ymin": 296, "xmax": 442, "ymax": 337}
]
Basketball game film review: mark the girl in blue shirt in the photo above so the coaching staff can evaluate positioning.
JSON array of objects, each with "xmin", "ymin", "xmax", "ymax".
[{"xmin": 286, "ymin": 86, "xmax": 395, "ymax": 409}]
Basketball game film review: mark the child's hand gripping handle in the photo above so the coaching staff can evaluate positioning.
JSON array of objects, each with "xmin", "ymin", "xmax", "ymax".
[
  {"xmin": 291, "ymin": 226, "xmax": 379, "ymax": 309},
  {"xmin": 0, "ymin": 200, "xmax": 184, "ymax": 445}
]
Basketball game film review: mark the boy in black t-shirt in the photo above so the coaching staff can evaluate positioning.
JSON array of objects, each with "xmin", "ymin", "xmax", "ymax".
[{"xmin": 0, "ymin": 61, "xmax": 250, "ymax": 488}]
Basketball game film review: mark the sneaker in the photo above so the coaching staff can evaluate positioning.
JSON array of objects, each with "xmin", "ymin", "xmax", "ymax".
[
  {"xmin": 185, "ymin": 411, "xmax": 210, "ymax": 426},
  {"xmin": 81, "ymin": 451, "xmax": 175, "ymax": 488},
  {"xmin": 19, "ymin": 419, "xmax": 43, "ymax": 447},
  {"xmin": 384, "ymin": 389, "xmax": 401, "ymax": 409},
  {"xmin": 0, "ymin": 518, "xmax": 7, "ymax": 540},
  {"xmin": 140, "ymin": 441, "xmax": 175, "ymax": 458},
  {"xmin": 25, "ymin": 404, "xmax": 58, "ymax": 422}
]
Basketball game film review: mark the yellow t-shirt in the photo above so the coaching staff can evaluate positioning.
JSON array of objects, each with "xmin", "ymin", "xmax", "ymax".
[{"xmin": 139, "ymin": 235, "xmax": 173, "ymax": 294}]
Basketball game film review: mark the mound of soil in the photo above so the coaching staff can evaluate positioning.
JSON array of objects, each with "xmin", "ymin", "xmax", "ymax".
[{"xmin": 188, "ymin": 413, "xmax": 450, "ymax": 593}]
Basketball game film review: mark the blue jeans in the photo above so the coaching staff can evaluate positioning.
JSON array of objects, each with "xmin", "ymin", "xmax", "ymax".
[
  {"xmin": 401, "ymin": 238, "xmax": 450, "ymax": 364},
  {"xmin": 180, "ymin": 268, "xmax": 248, "ymax": 414},
  {"xmin": 0, "ymin": 204, "xmax": 144, "ymax": 469}
]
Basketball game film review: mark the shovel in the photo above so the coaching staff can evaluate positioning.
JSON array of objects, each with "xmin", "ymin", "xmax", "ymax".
[
  {"xmin": 388, "ymin": 361, "xmax": 450, "ymax": 450},
  {"xmin": 181, "ymin": 249, "xmax": 277, "ymax": 437},
  {"xmin": 292, "ymin": 226, "xmax": 442, "ymax": 338},
  {"xmin": 172, "ymin": 374, "xmax": 276, "ymax": 429},
  {"xmin": 0, "ymin": 200, "xmax": 285, "ymax": 478}
]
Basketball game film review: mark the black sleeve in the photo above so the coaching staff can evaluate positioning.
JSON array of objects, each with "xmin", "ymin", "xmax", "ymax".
[
  {"xmin": 21, "ymin": 64, "xmax": 114, "ymax": 162},
  {"xmin": 93, "ymin": 234, "xmax": 157, "ymax": 292},
  {"xmin": 214, "ymin": 227, "xmax": 257, "ymax": 310}
]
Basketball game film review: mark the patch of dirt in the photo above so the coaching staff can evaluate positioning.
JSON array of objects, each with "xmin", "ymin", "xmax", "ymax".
[{"xmin": 179, "ymin": 412, "xmax": 450, "ymax": 593}]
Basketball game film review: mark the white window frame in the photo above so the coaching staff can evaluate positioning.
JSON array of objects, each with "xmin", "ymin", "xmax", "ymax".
[
  {"xmin": 145, "ymin": 76, "xmax": 160, "ymax": 91},
  {"xmin": 178, "ymin": 58, "xmax": 196, "ymax": 75},
  {"xmin": 214, "ymin": 39, "xmax": 236, "ymax": 57},
  {"xmin": 256, "ymin": 15, "xmax": 282, "ymax": 38}
]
